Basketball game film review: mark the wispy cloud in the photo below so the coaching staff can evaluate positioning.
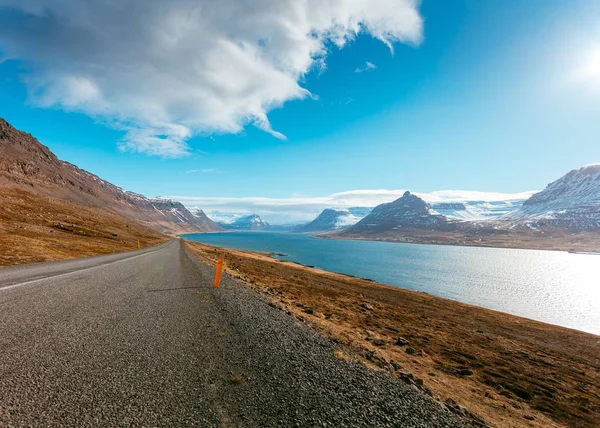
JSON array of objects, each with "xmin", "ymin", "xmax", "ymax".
[
  {"xmin": 0, "ymin": 0, "xmax": 423, "ymax": 157},
  {"xmin": 185, "ymin": 168, "xmax": 223, "ymax": 174},
  {"xmin": 171, "ymin": 189, "xmax": 537, "ymax": 224},
  {"xmin": 355, "ymin": 61, "xmax": 377, "ymax": 73}
]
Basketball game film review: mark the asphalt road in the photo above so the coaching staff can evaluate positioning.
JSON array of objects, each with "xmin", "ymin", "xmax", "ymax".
[{"xmin": 0, "ymin": 239, "xmax": 465, "ymax": 427}]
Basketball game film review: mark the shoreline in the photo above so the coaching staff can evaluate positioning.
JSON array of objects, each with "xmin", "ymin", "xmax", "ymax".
[
  {"xmin": 185, "ymin": 239, "xmax": 599, "ymax": 428},
  {"xmin": 183, "ymin": 228, "xmax": 600, "ymax": 254},
  {"xmin": 320, "ymin": 230, "xmax": 600, "ymax": 253}
]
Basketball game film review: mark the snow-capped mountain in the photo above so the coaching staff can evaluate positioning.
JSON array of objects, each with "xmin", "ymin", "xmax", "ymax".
[
  {"xmin": 297, "ymin": 208, "xmax": 365, "ymax": 232},
  {"xmin": 149, "ymin": 199, "xmax": 222, "ymax": 233},
  {"xmin": 506, "ymin": 165, "xmax": 600, "ymax": 230},
  {"xmin": 344, "ymin": 191, "xmax": 455, "ymax": 234},
  {"xmin": 217, "ymin": 214, "xmax": 270, "ymax": 230}
]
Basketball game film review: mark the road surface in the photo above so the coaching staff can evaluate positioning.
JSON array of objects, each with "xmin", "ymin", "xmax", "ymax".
[{"xmin": 0, "ymin": 239, "xmax": 464, "ymax": 427}]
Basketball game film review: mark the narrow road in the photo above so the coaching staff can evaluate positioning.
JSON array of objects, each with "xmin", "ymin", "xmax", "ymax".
[{"xmin": 0, "ymin": 239, "xmax": 464, "ymax": 427}]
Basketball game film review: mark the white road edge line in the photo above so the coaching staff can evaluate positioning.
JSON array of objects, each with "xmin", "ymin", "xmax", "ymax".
[{"xmin": 0, "ymin": 246, "xmax": 167, "ymax": 292}]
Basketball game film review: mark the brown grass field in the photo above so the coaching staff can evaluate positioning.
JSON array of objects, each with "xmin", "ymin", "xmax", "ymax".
[
  {"xmin": 186, "ymin": 241, "xmax": 600, "ymax": 428},
  {"xmin": 0, "ymin": 187, "xmax": 167, "ymax": 267}
]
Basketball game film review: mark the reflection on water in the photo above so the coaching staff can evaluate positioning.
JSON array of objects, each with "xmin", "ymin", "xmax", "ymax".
[{"xmin": 183, "ymin": 232, "xmax": 600, "ymax": 335}]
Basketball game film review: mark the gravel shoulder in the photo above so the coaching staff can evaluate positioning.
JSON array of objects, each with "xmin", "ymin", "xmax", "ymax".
[{"xmin": 0, "ymin": 239, "xmax": 464, "ymax": 427}]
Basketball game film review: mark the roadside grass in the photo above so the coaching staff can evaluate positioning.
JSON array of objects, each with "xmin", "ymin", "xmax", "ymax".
[{"xmin": 0, "ymin": 187, "xmax": 166, "ymax": 267}]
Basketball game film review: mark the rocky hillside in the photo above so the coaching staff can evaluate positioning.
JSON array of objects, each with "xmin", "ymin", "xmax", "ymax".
[
  {"xmin": 0, "ymin": 118, "xmax": 221, "ymax": 235},
  {"xmin": 218, "ymin": 214, "xmax": 270, "ymax": 231},
  {"xmin": 145, "ymin": 198, "xmax": 222, "ymax": 234},
  {"xmin": 505, "ymin": 165, "xmax": 600, "ymax": 231},
  {"xmin": 298, "ymin": 208, "xmax": 364, "ymax": 232},
  {"xmin": 343, "ymin": 191, "xmax": 455, "ymax": 234}
]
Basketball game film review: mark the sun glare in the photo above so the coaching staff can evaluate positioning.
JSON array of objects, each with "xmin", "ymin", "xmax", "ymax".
[{"xmin": 573, "ymin": 46, "xmax": 600, "ymax": 88}]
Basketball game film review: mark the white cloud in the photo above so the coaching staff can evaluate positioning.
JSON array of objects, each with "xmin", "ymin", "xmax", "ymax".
[
  {"xmin": 185, "ymin": 168, "xmax": 223, "ymax": 174},
  {"xmin": 171, "ymin": 189, "xmax": 537, "ymax": 224},
  {"xmin": 0, "ymin": 0, "xmax": 423, "ymax": 156},
  {"xmin": 355, "ymin": 61, "xmax": 377, "ymax": 72}
]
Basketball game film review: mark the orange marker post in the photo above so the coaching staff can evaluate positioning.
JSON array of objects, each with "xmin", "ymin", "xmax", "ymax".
[{"xmin": 214, "ymin": 258, "xmax": 224, "ymax": 288}]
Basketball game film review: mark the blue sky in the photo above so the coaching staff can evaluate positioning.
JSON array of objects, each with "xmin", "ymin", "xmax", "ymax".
[{"xmin": 1, "ymin": 0, "xmax": 600, "ymax": 208}]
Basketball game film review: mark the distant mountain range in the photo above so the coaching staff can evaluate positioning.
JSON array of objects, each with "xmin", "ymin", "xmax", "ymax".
[
  {"xmin": 199, "ymin": 166, "xmax": 599, "ymax": 245},
  {"xmin": 216, "ymin": 214, "xmax": 270, "ymax": 231},
  {"xmin": 334, "ymin": 166, "xmax": 600, "ymax": 251}
]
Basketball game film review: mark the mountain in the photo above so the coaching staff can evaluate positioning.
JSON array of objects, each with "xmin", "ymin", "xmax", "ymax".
[
  {"xmin": 145, "ymin": 198, "xmax": 222, "ymax": 234},
  {"xmin": 218, "ymin": 214, "xmax": 270, "ymax": 231},
  {"xmin": 0, "ymin": 118, "xmax": 221, "ymax": 235},
  {"xmin": 343, "ymin": 191, "xmax": 455, "ymax": 235},
  {"xmin": 505, "ymin": 165, "xmax": 600, "ymax": 231},
  {"xmin": 297, "ymin": 208, "xmax": 368, "ymax": 232}
]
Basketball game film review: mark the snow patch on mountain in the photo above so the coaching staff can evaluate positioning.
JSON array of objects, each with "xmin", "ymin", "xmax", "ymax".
[{"xmin": 431, "ymin": 199, "xmax": 528, "ymax": 221}]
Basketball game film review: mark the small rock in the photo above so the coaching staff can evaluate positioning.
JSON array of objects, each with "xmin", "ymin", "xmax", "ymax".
[
  {"xmin": 415, "ymin": 378, "xmax": 424, "ymax": 387},
  {"xmin": 390, "ymin": 360, "xmax": 402, "ymax": 371},
  {"xmin": 303, "ymin": 307, "xmax": 314, "ymax": 315},
  {"xmin": 398, "ymin": 370, "xmax": 414, "ymax": 380},
  {"xmin": 405, "ymin": 347, "xmax": 416, "ymax": 355},
  {"xmin": 373, "ymin": 339, "xmax": 385, "ymax": 347},
  {"xmin": 458, "ymin": 368, "xmax": 473, "ymax": 376},
  {"xmin": 395, "ymin": 337, "xmax": 409, "ymax": 346},
  {"xmin": 361, "ymin": 303, "xmax": 374, "ymax": 311}
]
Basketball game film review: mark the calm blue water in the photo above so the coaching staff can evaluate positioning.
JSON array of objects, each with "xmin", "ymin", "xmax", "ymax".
[{"xmin": 183, "ymin": 232, "xmax": 600, "ymax": 335}]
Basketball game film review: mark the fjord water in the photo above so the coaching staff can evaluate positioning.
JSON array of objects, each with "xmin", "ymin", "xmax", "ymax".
[{"xmin": 183, "ymin": 232, "xmax": 600, "ymax": 335}]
